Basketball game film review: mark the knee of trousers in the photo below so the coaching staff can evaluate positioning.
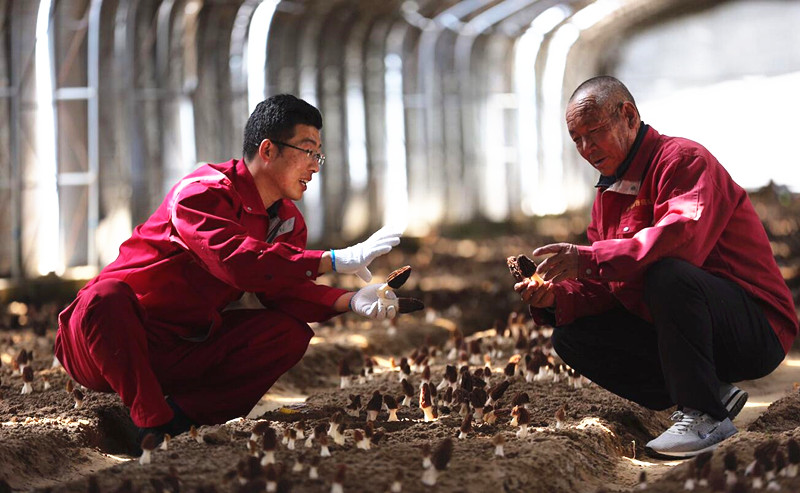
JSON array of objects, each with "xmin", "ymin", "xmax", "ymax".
[
  {"xmin": 550, "ymin": 326, "xmax": 578, "ymax": 366},
  {"xmin": 643, "ymin": 258, "xmax": 697, "ymax": 310},
  {"xmin": 77, "ymin": 279, "xmax": 146, "ymax": 342},
  {"xmin": 247, "ymin": 311, "xmax": 314, "ymax": 362}
]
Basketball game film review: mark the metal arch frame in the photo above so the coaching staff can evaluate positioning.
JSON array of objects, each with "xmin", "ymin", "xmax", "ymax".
[
  {"xmin": 361, "ymin": 14, "xmax": 394, "ymax": 232},
  {"xmin": 339, "ymin": 2, "xmax": 401, "ymax": 237},
  {"xmin": 46, "ymin": 0, "xmax": 105, "ymax": 274},
  {"xmin": 114, "ymin": 0, "xmax": 150, "ymax": 224},
  {"xmin": 452, "ymin": 0, "xmax": 543, "ymax": 222},
  {"xmin": 315, "ymin": 4, "xmax": 361, "ymax": 241},
  {"xmin": 288, "ymin": 2, "xmax": 333, "ymax": 241},
  {"xmin": 192, "ymin": 1, "xmax": 241, "ymax": 163},
  {"xmin": 155, "ymin": 0, "xmax": 202, "ymax": 192},
  {"xmin": 413, "ymin": 0, "xmax": 494, "ymax": 228},
  {"xmin": 1, "ymin": 0, "xmax": 21, "ymax": 279},
  {"xmin": 228, "ymin": 0, "xmax": 262, "ymax": 159}
]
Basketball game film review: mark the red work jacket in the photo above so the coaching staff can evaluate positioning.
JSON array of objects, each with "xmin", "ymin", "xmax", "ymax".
[
  {"xmin": 532, "ymin": 126, "xmax": 798, "ymax": 353},
  {"xmin": 77, "ymin": 159, "xmax": 348, "ymax": 341}
]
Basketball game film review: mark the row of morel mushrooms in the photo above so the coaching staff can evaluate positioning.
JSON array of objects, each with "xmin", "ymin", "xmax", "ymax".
[{"xmin": 128, "ymin": 303, "xmax": 588, "ymax": 492}]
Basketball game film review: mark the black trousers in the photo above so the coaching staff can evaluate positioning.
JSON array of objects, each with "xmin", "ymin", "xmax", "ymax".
[{"xmin": 551, "ymin": 258, "xmax": 785, "ymax": 421}]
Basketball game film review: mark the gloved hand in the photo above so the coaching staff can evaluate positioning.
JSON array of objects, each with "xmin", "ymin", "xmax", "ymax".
[
  {"xmin": 350, "ymin": 284, "xmax": 398, "ymax": 320},
  {"xmin": 331, "ymin": 227, "xmax": 402, "ymax": 282}
]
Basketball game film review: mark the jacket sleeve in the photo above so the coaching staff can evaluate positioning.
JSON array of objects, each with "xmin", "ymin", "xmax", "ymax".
[
  {"xmin": 256, "ymin": 281, "xmax": 349, "ymax": 323},
  {"xmin": 529, "ymin": 196, "xmax": 618, "ymax": 326},
  {"xmin": 170, "ymin": 182, "xmax": 325, "ymax": 292},
  {"xmin": 579, "ymin": 149, "xmax": 738, "ymax": 282}
]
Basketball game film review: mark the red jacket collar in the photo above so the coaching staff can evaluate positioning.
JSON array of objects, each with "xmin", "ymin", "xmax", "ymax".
[
  {"xmin": 210, "ymin": 159, "xmax": 281, "ymax": 218},
  {"xmin": 605, "ymin": 126, "xmax": 662, "ymax": 196}
]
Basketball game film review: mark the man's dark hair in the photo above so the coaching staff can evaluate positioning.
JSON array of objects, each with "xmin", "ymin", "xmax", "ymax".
[
  {"xmin": 242, "ymin": 94, "xmax": 323, "ymax": 161},
  {"xmin": 569, "ymin": 76, "xmax": 637, "ymax": 113}
]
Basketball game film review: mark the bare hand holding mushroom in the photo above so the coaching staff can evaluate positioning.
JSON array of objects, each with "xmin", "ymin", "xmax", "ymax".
[
  {"xmin": 330, "ymin": 227, "xmax": 402, "ymax": 282},
  {"xmin": 532, "ymin": 243, "xmax": 580, "ymax": 283}
]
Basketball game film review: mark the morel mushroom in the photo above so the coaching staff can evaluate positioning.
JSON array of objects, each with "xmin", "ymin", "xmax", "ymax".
[
  {"xmin": 261, "ymin": 426, "xmax": 278, "ymax": 466},
  {"xmin": 21, "ymin": 366, "xmax": 34, "ymax": 394},
  {"xmin": 366, "ymin": 391, "xmax": 383, "ymax": 422},
  {"xmin": 421, "ymin": 438, "xmax": 453, "ymax": 486},
  {"xmin": 346, "ymin": 394, "xmax": 362, "ymax": 418},
  {"xmin": 139, "ymin": 433, "xmax": 157, "ymax": 465},
  {"xmin": 384, "ymin": 394, "xmax": 400, "ymax": 422},
  {"xmin": 554, "ymin": 405, "xmax": 566, "ymax": 429},
  {"xmin": 401, "ymin": 379, "xmax": 415, "ymax": 407},
  {"xmin": 331, "ymin": 464, "xmax": 346, "ymax": 493},
  {"xmin": 492, "ymin": 433, "xmax": 505, "ymax": 457},
  {"xmin": 339, "ymin": 359, "xmax": 352, "ymax": 389},
  {"xmin": 419, "ymin": 383, "xmax": 436, "ymax": 422},
  {"xmin": 515, "ymin": 407, "xmax": 531, "ymax": 439},
  {"xmin": 73, "ymin": 388, "xmax": 85, "ymax": 409}
]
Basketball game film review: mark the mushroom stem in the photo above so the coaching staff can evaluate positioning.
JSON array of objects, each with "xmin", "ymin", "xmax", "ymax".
[{"xmin": 421, "ymin": 468, "xmax": 438, "ymax": 487}]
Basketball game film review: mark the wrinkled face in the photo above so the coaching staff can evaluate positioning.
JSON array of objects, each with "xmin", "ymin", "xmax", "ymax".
[
  {"xmin": 267, "ymin": 124, "xmax": 321, "ymax": 201},
  {"xmin": 566, "ymin": 96, "xmax": 635, "ymax": 177}
]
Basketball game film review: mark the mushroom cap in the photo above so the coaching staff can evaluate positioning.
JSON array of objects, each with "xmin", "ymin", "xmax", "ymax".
[
  {"xmin": 398, "ymin": 298, "xmax": 425, "ymax": 314},
  {"xmin": 512, "ymin": 392, "xmax": 530, "ymax": 407},
  {"xmin": 432, "ymin": 438, "xmax": 454, "ymax": 471},
  {"xmin": 401, "ymin": 378, "xmax": 414, "ymax": 396},
  {"xmin": 507, "ymin": 254, "xmax": 538, "ymax": 281},
  {"xmin": 383, "ymin": 394, "xmax": 398, "ymax": 410},
  {"xmin": 788, "ymin": 438, "xmax": 800, "ymax": 463},
  {"xmin": 723, "ymin": 451, "xmax": 737, "ymax": 471},
  {"xmin": 338, "ymin": 359, "xmax": 352, "ymax": 377},
  {"xmin": 489, "ymin": 380, "xmax": 510, "ymax": 401},
  {"xmin": 252, "ymin": 421, "xmax": 268, "ymax": 436},
  {"xmin": 367, "ymin": 391, "xmax": 383, "ymax": 411},
  {"xmin": 141, "ymin": 433, "xmax": 158, "ymax": 451},
  {"xmin": 420, "ymin": 383, "xmax": 432, "ymax": 407},
  {"xmin": 386, "ymin": 265, "xmax": 412, "ymax": 289}
]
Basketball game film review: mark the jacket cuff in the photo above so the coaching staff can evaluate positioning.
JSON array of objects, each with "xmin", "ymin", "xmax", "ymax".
[
  {"xmin": 297, "ymin": 249, "xmax": 325, "ymax": 281},
  {"xmin": 577, "ymin": 245, "xmax": 600, "ymax": 279}
]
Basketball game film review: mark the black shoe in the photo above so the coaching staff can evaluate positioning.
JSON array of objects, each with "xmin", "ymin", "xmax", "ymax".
[
  {"xmin": 136, "ymin": 397, "xmax": 198, "ymax": 448},
  {"xmin": 165, "ymin": 396, "xmax": 197, "ymax": 436}
]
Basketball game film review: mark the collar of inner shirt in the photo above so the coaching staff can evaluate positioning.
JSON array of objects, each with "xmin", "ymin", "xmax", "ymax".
[
  {"xmin": 596, "ymin": 123, "xmax": 649, "ymax": 189},
  {"xmin": 266, "ymin": 200, "xmax": 282, "ymax": 219}
]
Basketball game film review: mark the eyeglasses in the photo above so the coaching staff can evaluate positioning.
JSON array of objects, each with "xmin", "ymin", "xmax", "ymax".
[{"xmin": 272, "ymin": 140, "xmax": 326, "ymax": 167}]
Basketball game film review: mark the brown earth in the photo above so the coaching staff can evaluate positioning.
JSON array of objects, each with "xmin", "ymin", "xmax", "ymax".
[{"xmin": 1, "ymin": 183, "xmax": 799, "ymax": 493}]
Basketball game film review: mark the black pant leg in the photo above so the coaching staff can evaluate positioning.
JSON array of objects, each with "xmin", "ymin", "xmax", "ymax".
[
  {"xmin": 551, "ymin": 307, "xmax": 673, "ymax": 410},
  {"xmin": 644, "ymin": 258, "xmax": 785, "ymax": 421}
]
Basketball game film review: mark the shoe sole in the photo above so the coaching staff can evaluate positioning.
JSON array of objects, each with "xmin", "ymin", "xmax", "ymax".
[
  {"xmin": 724, "ymin": 388, "xmax": 748, "ymax": 420},
  {"xmin": 645, "ymin": 442, "xmax": 723, "ymax": 459}
]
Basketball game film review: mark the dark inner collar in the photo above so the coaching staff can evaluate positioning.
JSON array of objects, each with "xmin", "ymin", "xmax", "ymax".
[{"xmin": 596, "ymin": 122, "xmax": 649, "ymax": 189}]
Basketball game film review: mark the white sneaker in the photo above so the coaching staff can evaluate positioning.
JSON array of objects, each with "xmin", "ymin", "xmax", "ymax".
[{"xmin": 645, "ymin": 408, "xmax": 737, "ymax": 458}]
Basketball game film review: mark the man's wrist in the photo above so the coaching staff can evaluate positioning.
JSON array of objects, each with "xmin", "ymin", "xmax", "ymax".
[{"xmin": 318, "ymin": 251, "xmax": 334, "ymax": 275}]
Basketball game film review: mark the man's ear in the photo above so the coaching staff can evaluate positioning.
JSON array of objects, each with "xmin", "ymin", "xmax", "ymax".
[
  {"xmin": 258, "ymin": 139, "xmax": 272, "ymax": 162},
  {"xmin": 621, "ymin": 102, "xmax": 638, "ymax": 128}
]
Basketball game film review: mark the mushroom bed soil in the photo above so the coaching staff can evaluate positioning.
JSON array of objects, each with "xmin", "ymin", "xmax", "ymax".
[{"xmin": 2, "ymin": 184, "xmax": 800, "ymax": 493}]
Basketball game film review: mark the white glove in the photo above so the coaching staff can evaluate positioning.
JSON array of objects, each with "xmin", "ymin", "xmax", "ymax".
[
  {"xmin": 331, "ymin": 227, "xmax": 401, "ymax": 282},
  {"xmin": 350, "ymin": 284, "xmax": 398, "ymax": 320}
]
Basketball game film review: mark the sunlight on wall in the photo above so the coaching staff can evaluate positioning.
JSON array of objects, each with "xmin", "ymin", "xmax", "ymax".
[
  {"xmin": 384, "ymin": 53, "xmax": 410, "ymax": 235},
  {"xmin": 541, "ymin": 0, "xmax": 623, "ymax": 215},
  {"xmin": 35, "ymin": 0, "xmax": 60, "ymax": 276},
  {"xmin": 246, "ymin": 0, "xmax": 279, "ymax": 113},
  {"xmin": 638, "ymin": 72, "xmax": 800, "ymax": 192},
  {"xmin": 514, "ymin": 5, "xmax": 571, "ymax": 216}
]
